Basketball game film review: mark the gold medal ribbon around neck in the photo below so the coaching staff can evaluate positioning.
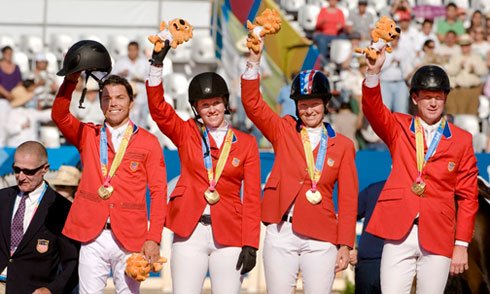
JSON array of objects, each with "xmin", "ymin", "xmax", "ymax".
[
  {"xmin": 412, "ymin": 116, "xmax": 446, "ymax": 196},
  {"xmin": 98, "ymin": 122, "xmax": 134, "ymax": 200},
  {"xmin": 202, "ymin": 126, "xmax": 234, "ymax": 204},
  {"xmin": 300, "ymin": 125, "xmax": 328, "ymax": 205}
]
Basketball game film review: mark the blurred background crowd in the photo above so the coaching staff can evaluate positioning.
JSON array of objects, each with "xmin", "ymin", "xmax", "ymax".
[{"xmin": 0, "ymin": 0, "xmax": 489, "ymax": 154}]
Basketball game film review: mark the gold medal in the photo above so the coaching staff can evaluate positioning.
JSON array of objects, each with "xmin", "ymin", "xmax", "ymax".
[
  {"xmin": 411, "ymin": 181, "xmax": 426, "ymax": 196},
  {"xmin": 204, "ymin": 189, "xmax": 220, "ymax": 204},
  {"xmin": 306, "ymin": 189, "xmax": 322, "ymax": 205},
  {"xmin": 98, "ymin": 185, "xmax": 114, "ymax": 200}
]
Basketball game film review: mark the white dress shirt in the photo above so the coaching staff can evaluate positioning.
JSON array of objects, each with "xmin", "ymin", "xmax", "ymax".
[{"xmin": 106, "ymin": 121, "xmax": 130, "ymax": 151}]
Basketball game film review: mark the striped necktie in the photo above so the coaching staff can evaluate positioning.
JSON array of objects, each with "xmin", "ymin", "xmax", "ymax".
[{"xmin": 10, "ymin": 194, "xmax": 28, "ymax": 254}]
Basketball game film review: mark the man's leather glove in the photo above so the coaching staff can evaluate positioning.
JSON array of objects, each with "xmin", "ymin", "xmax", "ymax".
[
  {"xmin": 150, "ymin": 40, "xmax": 171, "ymax": 66},
  {"xmin": 236, "ymin": 246, "xmax": 257, "ymax": 275}
]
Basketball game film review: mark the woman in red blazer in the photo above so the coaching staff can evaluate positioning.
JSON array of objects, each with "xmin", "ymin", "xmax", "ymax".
[
  {"xmin": 145, "ymin": 42, "xmax": 261, "ymax": 293},
  {"xmin": 241, "ymin": 40, "xmax": 358, "ymax": 293}
]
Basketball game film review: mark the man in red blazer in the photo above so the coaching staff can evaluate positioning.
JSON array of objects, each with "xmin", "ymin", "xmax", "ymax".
[
  {"xmin": 52, "ymin": 41, "xmax": 166, "ymax": 294},
  {"xmin": 362, "ymin": 48, "xmax": 478, "ymax": 293}
]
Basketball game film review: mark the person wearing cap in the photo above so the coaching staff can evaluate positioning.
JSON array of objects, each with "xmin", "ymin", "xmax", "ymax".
[
  {"xmin": 446, "ymin": 33, "xmax": 488, "ymax": 116},
  {"xmin": 241, "ymin": 38, "xmax": 358, "ymax": 293},
  {"xmin": 346, "ymin": 0, "xmax": 375, "ymax": 41},
  {"xmin": 362, "ymin": 48, "xmax": 478, "ymax": 293},
  {"xmin": 145, "ymin": 41, "xmax": 261, "ymax": 293},
  {"xmin": 48, "ymin": 165, "xmax": 81, "ymax": 202},
  {"xmin": 5, "ymin": 79, "xmax": 52, "ymax": 147},
  {"xmin": 51, "ymin": 40, "xmax": 167, "ymax": 294},
  {"xmin": 27, "ymin": 52, "xmax": 58, "ymax": 109}
]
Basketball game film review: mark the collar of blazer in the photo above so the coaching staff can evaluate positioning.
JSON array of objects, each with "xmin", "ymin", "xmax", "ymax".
[
  {"xmin": 408, "ymin": 116, "xmax": 453, "ymax": 160},
  {"xmin": 294, "ymin": 118, "xmax": 337, "ymax": 138}
]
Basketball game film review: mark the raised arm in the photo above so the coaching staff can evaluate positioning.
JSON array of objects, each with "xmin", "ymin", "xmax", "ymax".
[
  {"xmin": 362, "ymin": 49, "xmax": 399, "ymax": 146},
  {"xmin": 146, "ymin": 45, "xmax": 189, "ymax": 147},
  {"xmin": 51, "ymin": 74, "xmax": 86, "ymax": 150},
  {"xmin": 241, "ymin": 39, "xmax": 284, "ymax": 143}
]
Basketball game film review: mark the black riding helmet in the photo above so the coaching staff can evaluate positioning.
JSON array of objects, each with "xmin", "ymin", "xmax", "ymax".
[
  {"xmin": 290, "ymin": 70, "xmax": 332, "ymax": 120},
  {"xmin": 57, "ymin": 40, "xmax": 112, "ymax": 109},
  {"xmin": 410, "ymin": 65, "xmax": 451, "ymax": 96},
  {"xmin": 290, "ymin": 70, "xmax": 332, "ymax": 102},
  {"xmin": 57, "ymin": 40, "xmax": 112, "ymax": 76},
  {"xmin": 188, "ymin": 72, "xmax": 231, "ymax": 118}
]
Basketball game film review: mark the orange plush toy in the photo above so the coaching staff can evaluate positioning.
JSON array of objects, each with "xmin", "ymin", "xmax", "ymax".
[
  {"xmin": 246, "ymin": 9, "xmax": 282, "ymax": 53},
  {"xmin": 148, "ymin": 19, "xmax": 194, "ymax": 52},
  {"xmin": 355, "ymin": 16, "xmax": 401, "ymax": 60},
  {"xmin": 125, "ymin": 253, "xmax": 168, "ymax": 282}
]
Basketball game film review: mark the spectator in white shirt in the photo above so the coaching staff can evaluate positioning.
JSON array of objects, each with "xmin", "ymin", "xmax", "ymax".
[
  {"xmin": 27, "ymin": 53, "xmax": 58, "ymax": 109},
  {"xmin": 470, "ymin": 27, "xmax": 490, "ymax": 61},
  {"xmin": 69, "ymin": 77, "xmax": 105, "ymax": 125},
  {"xmin": 438, "ymin": 30, "xmax": 462, "ymax": 65},
  {"xmin": 5, "ymin": 80, "xmax": 51, "ymax": 147},
  {"xmin": 112, "ymin": 41, "xmax": 150, "ymax": 128},
  {"xmin": 414, "ymin": 19, "xmax": 440, "ymax": 54}
]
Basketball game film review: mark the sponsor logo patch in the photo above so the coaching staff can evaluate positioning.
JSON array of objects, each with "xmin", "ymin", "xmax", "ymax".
[
  {"xmin": 448, "ymin": 162, "xmax": 455, "ymax": 172},
  {"xmin": 36, "ymin": 239, "xmax": 49, "ymax": 254},
  {"xmin": 327, "ymin": 158, "xmax": 335, "ymax": 167},
  {"xmin": 232, "ymin": 158, "xmax": 240, "ymax": 167}
]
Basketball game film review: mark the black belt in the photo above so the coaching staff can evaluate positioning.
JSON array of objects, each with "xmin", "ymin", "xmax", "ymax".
[
  {"xmin": 199, "ymin": 215, "xmax": 211, "ymax": 225},
  {"xmin": 413, "ymin": 218, "xmax": 419, "ymax": 226},
  {"xmin": 281, "ymin": 215, "xmax": 293, "ymax": 223},
  {"xmin": 104, "ymin": 222, "xmax": 112, "ymax": 230}
]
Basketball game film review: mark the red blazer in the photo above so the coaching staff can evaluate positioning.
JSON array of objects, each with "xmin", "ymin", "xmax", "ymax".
[
  {"xmin": 362, "ymin": 83, "xmax": 479, "ymax": 257},
  {"xmin": 51, "ymin": 80, "xmax": 167, "ymax": 252},
  {"xmin": 241, "ymin": 78, "xmax": 358, "ymax": 248},
  {"xmin": 146, "ymin": 82, "xmax": 261, "ymax": 249}
]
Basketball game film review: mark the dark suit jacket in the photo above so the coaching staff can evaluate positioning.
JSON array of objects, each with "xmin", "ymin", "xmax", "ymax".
[{"xmin": 0, "ymin": 184, "xmax": 79, "ymax": 294}]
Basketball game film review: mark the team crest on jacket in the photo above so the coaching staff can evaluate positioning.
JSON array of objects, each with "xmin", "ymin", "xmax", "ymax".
[
  {"xmin": 448, "ymin": 162, "xmax": 455, "ymax": 172},
  {"xmin": 327, "ymin": 158, "xmax": 335, "ymax": 167},
  {"xmin": 232, "ymin": 157, "xmax": 240, "ymax": 167},
  {"xmin": 130, "ymin": 161, "xmax": 139, "ymax": 171},
  {"xmin": 36, "ymin": 239, "xmax": 49, "ymax": 253}
]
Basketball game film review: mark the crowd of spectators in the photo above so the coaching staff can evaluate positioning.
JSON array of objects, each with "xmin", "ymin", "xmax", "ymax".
[{"xmin": 0, "ymin": 0, "xmax": 490, "ymax": 153}]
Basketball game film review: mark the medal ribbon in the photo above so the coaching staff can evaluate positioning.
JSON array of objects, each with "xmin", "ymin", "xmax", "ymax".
[
  {"xmin": 414, "ymin": 116, "xmax": 446, "ymax": 183},
  {"xmin": 300, "ymin": 124, "xmax": 328, "ymax": 192},
  {"xmin": 201, "ymin": 125, "xmax": 234, "ymax": 191},
  {"xmin": 100, "ymin": 121, "xmax": 134, "ymax": 187}
]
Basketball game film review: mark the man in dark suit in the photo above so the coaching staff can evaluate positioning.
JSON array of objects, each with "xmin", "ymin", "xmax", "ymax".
[{"xmin": 0, "ymin": 141, "xmax": 79, "ymax": 294}]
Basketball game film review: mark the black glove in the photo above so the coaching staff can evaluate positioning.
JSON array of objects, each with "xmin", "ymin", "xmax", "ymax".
[
  {"xmin": 150, "ymin": 39, "xmax": 171, "ymax": 66},
  {"xmin": 236, "ymin": 246, "xmax": 257, "ymax": 275}
]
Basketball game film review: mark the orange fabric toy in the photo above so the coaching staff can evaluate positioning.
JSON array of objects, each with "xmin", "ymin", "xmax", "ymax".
[
  {"xmin": 246, "ymin": 9, "xmax": 282, "ymax": 54},
  {"xmin": 148, "ymin": 19, "xmax": 194, "ymax": 52},
  {"xmin": 355, "ymin": 16, "xmax": 400, "ymax": 60},
  {"xmin": 125, "ymin": 253, "xmax": 168, "ymax": 282}
]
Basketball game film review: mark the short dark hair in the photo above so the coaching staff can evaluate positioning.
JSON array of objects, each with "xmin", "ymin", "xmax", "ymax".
[
  {"xmin": 422, "ymin": 19, "xmax": 433, "ymax": 25},
  {"xmin": 446, "ymin": 30, "xmax": 457, "ymax": 36},
  {"xmin": 1, "ymin": 46, "xmax": 12, "ymax": 54},
  {"xmin": 446, "ymin": 3, "xmax": 457, "ymax": 9},
  {"xmin": 128, "ymin": 41, "xmax": 139, "ymax": 48},
  {"xmin": 22, "ymin": 79, "xmax": 35, "ymax": 88},
  {"xmin": 101, "ymin": 75, "xmax": 134, "ymax": 101}
]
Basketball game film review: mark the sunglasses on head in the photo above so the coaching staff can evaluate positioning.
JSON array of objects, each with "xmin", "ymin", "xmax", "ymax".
[{"xmin": 12, "ymin": 163, "xmax": 47, "ymax": 176}]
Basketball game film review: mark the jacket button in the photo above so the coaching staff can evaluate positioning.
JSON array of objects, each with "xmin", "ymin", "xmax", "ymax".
[
  {"xmin": 9, "ymin": 258, "xmax": 12, "ymax": 263},
  {"xmin": 299, "ymin": 180, "xmax": 304, "ymax": 184},
  {"xmin": 110, "ymin": 204, "xmax": 114, "ymax": 208}
]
